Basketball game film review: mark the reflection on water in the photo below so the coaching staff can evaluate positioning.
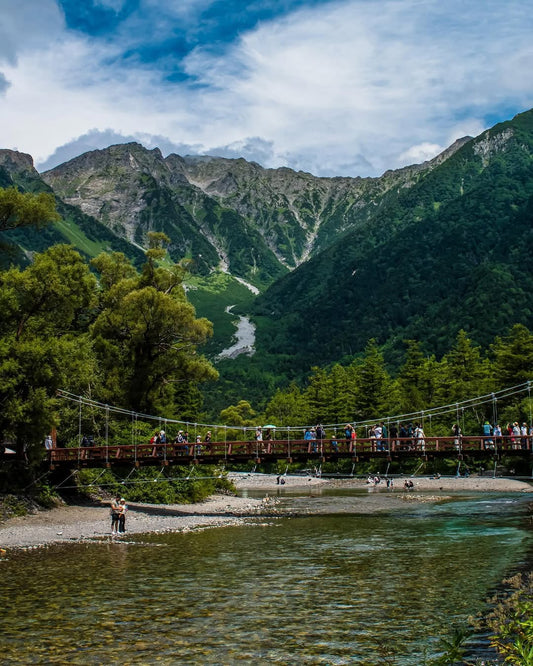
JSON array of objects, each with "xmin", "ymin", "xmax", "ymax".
[{"xmin": 0, "ymin": 493, "xmax": 531, "ymax": 664}]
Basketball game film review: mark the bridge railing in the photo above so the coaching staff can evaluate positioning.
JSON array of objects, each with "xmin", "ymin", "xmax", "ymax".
[{"xmin": 47, "ymin": 434, "xmax": 532, "ymax": 465}]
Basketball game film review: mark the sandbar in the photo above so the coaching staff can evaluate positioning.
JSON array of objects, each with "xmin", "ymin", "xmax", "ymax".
[{"xmin": 1, "ymin": 475, "xmax": 530, "ymax": 550}]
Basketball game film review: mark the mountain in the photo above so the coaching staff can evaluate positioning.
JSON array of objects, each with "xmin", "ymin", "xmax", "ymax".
[
  {"xmin": 1, "ymin": 133, "xmax": 469, "ymax": 290},
  {"xmin": 0, "ymin": 149, "xmax": 145, "ymax": 268},
  {"xmin": 2, "ymin": 110, "xmax": 533, "ymax": 414},
  {"xmin": 38, "ymin": 138, "xmax": 469, "ymax": 289},
  {"xmin": 250, "ymin": 109, "xmax": 533, "ymax": 376}
]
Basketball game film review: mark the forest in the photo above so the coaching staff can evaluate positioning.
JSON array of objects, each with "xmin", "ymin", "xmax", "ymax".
[{"xmin": 1, "ymin": 169, "xmax": 533, "ymax": 498}]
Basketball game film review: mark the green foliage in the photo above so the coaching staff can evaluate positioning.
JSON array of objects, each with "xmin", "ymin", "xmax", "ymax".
[
  {"xmin": 220, "ymin": 400, "xmax": 257, "ymax": 427},
  {"xmin": 187, "ymin": 271, "xmax": 255, "ymax": 356},
  {"xmin": 255, "ymin": 326, "xmax": 533, "ymax": 433},
  {"xmin": 428, "ymin": 626, "xmax": 473, "ymax": 665},
  {"xmin": 250, "ymin": 111, "xmax": 533, "ymax": 383},
  {"xmin": 0, "ymin": 187, "xmax": 60, "ymax": 232},
  {"xmin": 0, "ymin": 245, "xmax": 98, "ymax": 460},
  {"xmin": 0, "ymin": 494, "xmax": 31, "ymax": 518},
  {"xmin": 0, "ymin": 241, "xmax": 219, "ymax": 487},
  {"xmin": 397, "ymin": 340, "xmax": 440, "ymax": 413},
  {"xmin": 491, "ymin": 324, "xmax": 533, "ymax": 388},
  {"xmin": 91, "ymin": 249, "xmax": 218, "ymax": 414},
  {"xmin": 35, "ymin": 483, "xmax": 62, "ymax": 509},
  {"xmin": 77, "ymin": 466, "xmax": 235, "ymax": 504},
  {"xmin": 437, "ymin": 330, "xmax": 492, "ymax": 404},
  {"xmin": 471, "ymin": 573, "xmax": 533, "ymax": 666}
]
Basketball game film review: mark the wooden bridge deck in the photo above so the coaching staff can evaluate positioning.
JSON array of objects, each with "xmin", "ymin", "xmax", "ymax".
[{"xmin": 47, "ymin": 436, "xmax": 533, "ymax": 468}]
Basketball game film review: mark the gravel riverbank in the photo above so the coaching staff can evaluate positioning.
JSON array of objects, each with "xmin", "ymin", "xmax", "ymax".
[
  {"xmin": 1, "ymin": 475, "xmax": 530, "ymax": 550},
  {"xmin": 229, "ymin": 472, "xmax": 533, "ymax": 493},
  {"xmin": 0, "ymin": 494, "xmax": 270, "ymax": 550}
]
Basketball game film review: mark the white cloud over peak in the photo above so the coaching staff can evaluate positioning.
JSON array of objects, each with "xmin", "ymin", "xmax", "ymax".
[{"xmin": 1, "ymin": 0, "xmax": 532, "ymax": 176}]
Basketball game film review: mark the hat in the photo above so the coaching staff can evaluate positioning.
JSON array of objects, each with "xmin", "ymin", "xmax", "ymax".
[{"xmin": 120, "ymin": 498, "xmax": 125, "ymax": 502}]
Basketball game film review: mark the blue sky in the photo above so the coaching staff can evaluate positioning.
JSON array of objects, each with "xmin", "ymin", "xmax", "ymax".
[{"xmin": 1, "ymin": 0, "xmax": 532, "ymax": 176}]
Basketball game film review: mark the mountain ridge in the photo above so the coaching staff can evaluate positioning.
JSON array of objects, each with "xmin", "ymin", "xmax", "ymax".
[
  {"xmin": 2, "ymin": 110, "xmax": 532, "ymax": 413},
  {"xmin": 250, "ymin": 109, "xmax": 533, "ymax": 373},
  {"xmin": 38, "ymin": 134, "xmax": 471, "ymax": 283}
]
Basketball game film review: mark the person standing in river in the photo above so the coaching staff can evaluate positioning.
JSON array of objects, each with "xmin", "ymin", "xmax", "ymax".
[
  {"xmin": 118, "ymin": 498, "xmax": 127, "ymax": 534},
  {"xmin": 110, "ymin": 496, "xmax": 120, "ymax": 535}
]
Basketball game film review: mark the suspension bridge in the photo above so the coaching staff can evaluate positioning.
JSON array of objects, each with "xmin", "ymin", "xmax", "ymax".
[
  {"xmin": 47, "ymin": 434, "xmax": 533, "ymax": 469},
  {"xmin": 41, "ymin": 381, "xmax": 533, "ymax": 469}
]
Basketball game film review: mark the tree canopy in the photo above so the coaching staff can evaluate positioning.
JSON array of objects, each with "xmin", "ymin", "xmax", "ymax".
[
  {"xmin": 0, "ymin": 241, "xmax": 217, "ymax": 470},
  {"xmin": 0, "ymin": 187, "xmax": 60, "ymax": 233}
]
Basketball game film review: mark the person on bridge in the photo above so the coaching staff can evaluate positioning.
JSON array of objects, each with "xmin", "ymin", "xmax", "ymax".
[
  {"xmin": 520, "ymin": 423, "xmax": 528, "ymax": 448},
  {"xmin": 482, "ymin": 421, "xmax": 493, "ymax": 449},
  {"xmin": 413, "ymin": 423, "xmax": 425, "ymax": 451},
  {"xmin": 452, "ymin": 423, "xmax": 462, "ymax": 449},
  {"xmin": 304, "ymin": 427, "xmax": 316, "ymax": 452},
  {"xmin": 344, "ymin": 424, "xmax": 353, "ymax": 447},
  {"xmin": 174, "ymin": 431, "xmax": 189, "ymax": 455},
  {"xmin": 150, "ymin": 431, "xmax": 161, "ymax": 456},
  {"xmin": 390, "ymin": 423, "xmax": 398, "ymax": 450}
]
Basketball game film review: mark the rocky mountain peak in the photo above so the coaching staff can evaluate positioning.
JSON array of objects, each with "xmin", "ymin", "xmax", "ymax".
[{"xmin": 0, "ymin": 149, "xmax": 38, "ymax": 176}]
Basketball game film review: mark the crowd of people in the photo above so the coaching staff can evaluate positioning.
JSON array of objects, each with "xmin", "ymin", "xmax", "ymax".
[
  {"xmin": 148, "ymin": 429, "xmax": 213, "ymax": 456},
  {"xmin": 478, "ymin": 421, "xmax": 533, "ymax": 449},
  {"xmin": 47, "ymin": 418, "xmax": 533, "ymax": 456}
]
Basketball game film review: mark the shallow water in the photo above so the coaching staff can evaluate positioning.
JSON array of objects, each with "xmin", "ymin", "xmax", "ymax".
[{"xmin": 1, "ymin": 492, "xmax": 531, "ymax": 664}]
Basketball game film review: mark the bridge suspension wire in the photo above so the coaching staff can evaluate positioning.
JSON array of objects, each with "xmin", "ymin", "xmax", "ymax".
[
  {"xmin": 56, "ymin": 380, "xmax": 533, "ymax": 436},
  {"xmin": 53, "ymin": 473, "xmax": 231, "ymax": 491}
]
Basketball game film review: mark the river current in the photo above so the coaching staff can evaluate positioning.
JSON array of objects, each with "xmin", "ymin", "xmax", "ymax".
[{"xmin": 1, "ymin": 489, "xmax": 531, "ymax": 664}]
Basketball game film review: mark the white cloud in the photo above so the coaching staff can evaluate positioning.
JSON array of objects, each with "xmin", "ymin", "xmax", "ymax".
[
  {"xmin": 1, "ymin": 0, "xmax": 532, "ymax": 176},
  {"xmin": 0, "ymin": 0, "xmax": 64, "ymax": 64},
  {"xmin": 398, "ymin": 143, "xmax": 443, "ymax": 165}
]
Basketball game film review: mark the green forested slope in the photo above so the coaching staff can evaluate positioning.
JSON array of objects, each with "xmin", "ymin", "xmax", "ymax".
[
  {"xmin": 251, "ymin": 110, "xmax": 533, "ymax": 376},
  {"xmin": 0, "ymin": 159, "xmax": 146, "ymax": 267}
]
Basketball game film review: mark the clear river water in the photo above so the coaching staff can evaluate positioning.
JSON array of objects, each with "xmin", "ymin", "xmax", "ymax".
[{"xmin": 1, "ymin": 489, "xmax": 532, "ymax": 665}]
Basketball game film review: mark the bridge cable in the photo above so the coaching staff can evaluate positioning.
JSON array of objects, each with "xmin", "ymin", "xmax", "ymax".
[
  {"xmin": 78, "ymin": 396, "xmax": 83, "ymax": 465},
  {"xmin": 53, "ymin": 469, "xmax": 79, "ymax": 490},
  {"xmin": 22, "ymin": 469, "xmax": 51, "ymax": 492},
  {"xmin": 56, "ymin": 380, "xmax": 533, "ymax": 437},
  {"xmin": 105, "ymin": 404, "xmax": 109, "ymax": 465}
]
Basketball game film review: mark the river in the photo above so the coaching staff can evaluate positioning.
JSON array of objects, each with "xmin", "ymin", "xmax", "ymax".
[
  {"xmin": 218, "ymin": 305, "xmax": 256, "ymax": 359},
  {"xmin": 1, "ymin": 490, "xmax": 531, "ymax": 664}
]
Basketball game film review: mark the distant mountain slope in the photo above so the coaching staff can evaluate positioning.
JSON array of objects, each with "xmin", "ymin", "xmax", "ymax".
[
  {"xmin": 0, "ymin": 149, "xmax": 145, "ymax": 268},
  {"xmin": 2, "ymin": 111, "xmax": 533, "ymax": 412},
  {"xmin": 39, "ymin": 138, "xmax": 468, "ymax": 288},
  {"xmin": 168, "ymin": 139, "xmax": 470, "ymax": 269},
  {"xmin": 251, "ymin": 109, "xmax": 533, "ymax": 374}
]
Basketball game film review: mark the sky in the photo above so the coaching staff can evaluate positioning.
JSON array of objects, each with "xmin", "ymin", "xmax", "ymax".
[{"xmin": 0, "ymin": 0, "xmax": 532, "ymax": 177}]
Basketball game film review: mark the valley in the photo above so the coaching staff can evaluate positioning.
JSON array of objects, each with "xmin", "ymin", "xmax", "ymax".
[{"xmin": 1, "ymin": 109, "xmax": 533, "ymax": 417}]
